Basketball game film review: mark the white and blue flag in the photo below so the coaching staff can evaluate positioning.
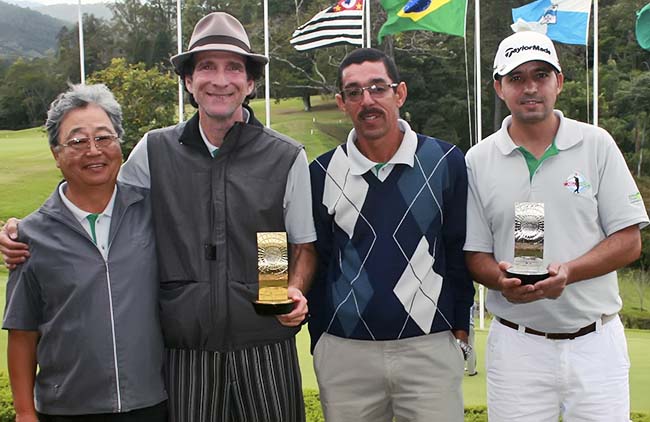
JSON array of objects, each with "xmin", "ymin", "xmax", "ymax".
[{"xmin": 512, "ymin": 0, "xmax": 592, "ymax": 45}]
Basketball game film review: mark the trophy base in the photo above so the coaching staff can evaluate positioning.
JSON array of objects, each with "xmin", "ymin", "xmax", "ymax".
[
  {"xmin": 506, "ymin": 270, "xmax": 549, "ymax": 285},
  {"xmin": 253, "ymin": 299, "xmax": 294, "ymax": 315}
]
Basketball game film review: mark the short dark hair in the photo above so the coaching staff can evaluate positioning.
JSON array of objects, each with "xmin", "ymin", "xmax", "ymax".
[
  {"xmin": 179, "ymin": 53, "xmax": 264, "ymax": 108},
  {"xmin": 337, "ymin": 48, "xmax": 400, "ymax": 91}
]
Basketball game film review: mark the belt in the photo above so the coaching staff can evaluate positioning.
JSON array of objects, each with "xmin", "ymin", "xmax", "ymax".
[{"xmin": 496, "ymin": 314, "xmax": 616, "ymax": 340}]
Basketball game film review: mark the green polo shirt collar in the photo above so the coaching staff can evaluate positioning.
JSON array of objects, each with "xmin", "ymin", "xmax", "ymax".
[{"xmin": 518, "ymin": 140, "xmax": 559, "ymax": 180}]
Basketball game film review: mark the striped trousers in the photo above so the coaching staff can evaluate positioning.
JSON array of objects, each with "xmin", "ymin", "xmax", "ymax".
[{"xmin": 165, "ymin": 337, "xmax": 305, "ymax": 422}]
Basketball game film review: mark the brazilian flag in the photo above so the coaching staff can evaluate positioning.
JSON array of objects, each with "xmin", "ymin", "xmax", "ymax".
[{"xmin": 378, "ymin": 0, "xmax": 468, "ymax": 42}]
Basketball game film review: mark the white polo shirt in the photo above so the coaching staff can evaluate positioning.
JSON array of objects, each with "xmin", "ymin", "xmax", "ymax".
[
  {"xmin": 345, "ymin": 118, "xmax": 417, "ymax": 181},
  {"xmin": 464, "ymin": 111, "xmax": 649, "ymax": 332}
]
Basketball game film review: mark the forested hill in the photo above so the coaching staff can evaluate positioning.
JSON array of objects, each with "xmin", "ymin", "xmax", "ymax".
[
  {"xmin": 33, "ymin": 3, "xmax": 112, "ymax": 23},
  {"xmin": 0, "ymin": 0, "xmax": 67, "ymax": 59}
]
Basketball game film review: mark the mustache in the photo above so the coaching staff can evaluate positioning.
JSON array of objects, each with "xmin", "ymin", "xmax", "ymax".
[{"xmin": 358, "ymin": 108, "xmax": 384, "ymax": 119}]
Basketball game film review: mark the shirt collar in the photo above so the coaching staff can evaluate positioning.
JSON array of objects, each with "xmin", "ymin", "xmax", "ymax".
[
  {"xmin": 58, "ymin": 182, "xmax": 116, "ymax": 223},
  {"xmin": 199, "ymin": 107, "xmax": 251, "ymax": 155},
  {"xmin": 494, "ymin": 110, "xmax": 583, "ymax": 155},
  {"xmin": 346, "ymin": 119, "xmax": 417, "ymax": 176}
]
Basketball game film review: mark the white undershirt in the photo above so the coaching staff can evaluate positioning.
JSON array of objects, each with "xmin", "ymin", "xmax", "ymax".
[{"xmin": 58, "ymin": 182, "xmax": 117, "ymax": 260}]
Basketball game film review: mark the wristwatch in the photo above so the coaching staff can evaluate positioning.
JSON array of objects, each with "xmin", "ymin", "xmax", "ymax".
[{"xmin": 456, "ymin": 338, "xmax": 472, "ymax": 360}]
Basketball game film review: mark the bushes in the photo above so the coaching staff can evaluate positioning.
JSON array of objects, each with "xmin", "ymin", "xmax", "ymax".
[
  {"xmin": 0, "ymin": 383, "xmax": 646, "ymax": 420},
  {"xmin": 0, "ymin": 375, "xmax": 13, "ymax": 422},
  {"xmin": 621, "ymin": 308, "xmax": 650, "ymax": 329}
]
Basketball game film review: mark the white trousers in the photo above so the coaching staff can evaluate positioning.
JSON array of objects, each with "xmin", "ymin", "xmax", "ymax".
[
  {"xmin": 313, "ymin": 331, "xmax": 465, "ymax": 422},
  {"xmin": 486, "ymin": 316, "xmax": 631, "ymax": 422}
]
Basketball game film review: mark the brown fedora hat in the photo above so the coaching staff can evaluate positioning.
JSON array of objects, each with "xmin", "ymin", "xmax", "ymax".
[{"xmin": 170, "ymin": 12, "xmax": 268, "ymax": 75}]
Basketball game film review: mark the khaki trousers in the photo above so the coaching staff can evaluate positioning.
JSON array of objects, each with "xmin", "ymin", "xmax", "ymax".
[{"xmin": 313, "ymin": 331, "xmax": 465, "ymax": 422}]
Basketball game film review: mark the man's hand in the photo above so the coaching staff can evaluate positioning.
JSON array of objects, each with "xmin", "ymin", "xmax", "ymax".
[
  {"xmin": 1, "ymin": 218, "xmax": 28, "ymax": 269},
  {"xmin": 532, "ymin": 262, "xmax": 569, "ymax": 300},
  {"xmin": 276, "ymin": 286, "xmax": 308, "ymax": 327},
  {"xmin": 452, "ymin": 329, "xmax": 469, "ymax": 343},
  {"xmin": 497, "ymin": 261, "xmax": 545, "ymax": 304}
]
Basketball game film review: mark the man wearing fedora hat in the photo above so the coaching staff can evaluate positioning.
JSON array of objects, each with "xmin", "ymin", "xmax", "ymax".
[
  {"xmin": 464, "ymin": 30, "xmax": 648, "ymax": 421},
  {"xmin": 117, "ymin": 12, "xmax": 316, "ymax": 422}
]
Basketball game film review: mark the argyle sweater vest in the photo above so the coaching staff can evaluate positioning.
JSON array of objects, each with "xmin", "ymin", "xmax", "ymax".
[{"xmin": 308, "ymin": 134, "xmax": 473, "ymax": 351}]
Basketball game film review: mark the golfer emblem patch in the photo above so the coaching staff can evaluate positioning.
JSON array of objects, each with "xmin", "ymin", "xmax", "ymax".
[{"xmin": 563, "ymin": 171, "xmax": 591, "ymax": 194}]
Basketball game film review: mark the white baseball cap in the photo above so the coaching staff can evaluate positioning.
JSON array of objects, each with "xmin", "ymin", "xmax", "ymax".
[{"xmin": 493, "ymin": 30, "xmax": 561, "ymax": 80}]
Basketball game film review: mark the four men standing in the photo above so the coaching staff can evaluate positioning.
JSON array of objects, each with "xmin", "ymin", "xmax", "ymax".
[{"xmin": 0, "ymin": 14, "xmax": 646, "ymax": 422}]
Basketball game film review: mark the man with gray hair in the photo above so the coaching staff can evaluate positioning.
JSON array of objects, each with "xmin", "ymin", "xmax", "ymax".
[{"xmin": 3, "ymin": 84, "xmax": 166, "ymax": 422}]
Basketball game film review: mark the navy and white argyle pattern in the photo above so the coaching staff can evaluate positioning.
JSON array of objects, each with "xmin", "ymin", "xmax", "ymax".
[{"xmin": 308, "ymin": 134, "xmax": 474, "ymax": 350}]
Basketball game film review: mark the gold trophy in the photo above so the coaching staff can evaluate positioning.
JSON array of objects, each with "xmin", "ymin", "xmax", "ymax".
[
  {"xmin": 505, "ymin": 202, "xmax": 549, "ymax": 285},
  {"xmin": 253, "ymin": 232, "xmax": 295, "ymax": 315}
]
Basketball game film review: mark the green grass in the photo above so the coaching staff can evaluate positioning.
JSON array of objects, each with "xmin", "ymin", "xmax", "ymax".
[
  {"xmin": 248, "ymin": 97, "xmax": 349, "ymax": 160},
  {"xmin": 0, "ymin": 128, "xmax": 61, "ymax": 223},
  {"xmin": 619, "ymin": 268, "xmax": 650, "ymax": 314},
  {"xmin": 0, "ymin": 98, "xmax": 649, "ymax": 414}
]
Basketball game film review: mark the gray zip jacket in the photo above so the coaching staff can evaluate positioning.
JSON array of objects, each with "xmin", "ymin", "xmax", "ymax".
[
  {"xmin": 147, "ymin": 110, "xmax": 303, "ymax": 352},
  {"xmin": 3, "ymin": 182, "xmax": 165, "ymax": 415}
]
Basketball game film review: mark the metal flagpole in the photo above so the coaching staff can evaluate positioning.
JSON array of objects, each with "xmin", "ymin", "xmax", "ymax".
[
  {"xmin": 365, "ymin": 0, "xmax": 371, "ymax": 48},
  {"xmin": 264, "ymin": 0, "xmax": 271, "ymax": 128},
  {"xmin": 77, "ymin": 0, "xmax": 85, "ymax": 84},
  {"xmin": 474, "ymin": 0, "xmax": 485, "ymax": 330},
  {"xmin": 474, "ymin": 0, "xmax": 482, "ymax": 146},
  {"xmin": 593, "ymin": 0, "xmax": 598, "ymax": 126},
  {"xmin": 177, "ymin": 0, "xmax": 184, "ymax": 123}
]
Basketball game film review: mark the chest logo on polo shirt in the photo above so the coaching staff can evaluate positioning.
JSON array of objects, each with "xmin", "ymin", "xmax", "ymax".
[{"xmin": 563, "ymin": 171, "xmax": 591, "ymax": 194}]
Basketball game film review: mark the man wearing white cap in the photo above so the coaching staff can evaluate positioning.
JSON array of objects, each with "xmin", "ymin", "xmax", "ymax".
[{"xmin": 464, "ymin": 30, "xmax": 648, "ymax": 421}]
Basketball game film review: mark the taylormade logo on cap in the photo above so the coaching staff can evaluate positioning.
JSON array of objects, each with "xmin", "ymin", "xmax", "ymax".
[
  {"xmin": 493, "ymin": 30, "xmax": 561, "ymax": 79},
  {"xmin": 504, "ymin": 44, "xmax": 552, "ymax": 58}
]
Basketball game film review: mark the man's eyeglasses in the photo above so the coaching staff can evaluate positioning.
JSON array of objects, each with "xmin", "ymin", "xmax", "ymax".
[
  {"xmin": 340, "ymin": 83, "xmax": 399, "ymax": 102},
  {"xmin": 58, "ymin": 134, "xmax": 120, "ymax": 151}
]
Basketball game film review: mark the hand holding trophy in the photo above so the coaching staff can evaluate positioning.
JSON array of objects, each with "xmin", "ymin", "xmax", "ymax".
[{"xmin": 253, "ymin": 232, "xmax": 295, "ymax": 315}]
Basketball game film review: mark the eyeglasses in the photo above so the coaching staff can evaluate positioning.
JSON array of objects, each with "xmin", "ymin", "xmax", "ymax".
[
  {"xmin": 341, "ymin": 83, "xmax": 399, "ymax": 102},
  {"xmin": 58, "ymin": 134, "xmax": 120, "ymax": 151}
]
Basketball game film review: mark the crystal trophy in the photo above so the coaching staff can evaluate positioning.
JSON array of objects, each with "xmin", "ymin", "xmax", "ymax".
[{"xmin": 505, "ymin": 202, "xmax": 549, "ymax": 285}]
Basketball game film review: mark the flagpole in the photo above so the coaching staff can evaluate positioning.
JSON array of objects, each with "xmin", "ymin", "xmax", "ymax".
[
  {"xmin": 177, "ymin": 0, "xmax": 184, "ymax": 123},
  {"xmin": 77, "ymin": 0, "xmax": 85, "ymax": 84},
  {"xmin": 593, "ymin": 0, "xmax": 598, "ymax": 126},
  {"xmin": 264, "ymin": 0, "xmax": 271, "ymax": 128},
  {"xmin": 474, "ymin": 0, "xmax": 484, "ymax": 330},
  {"xmin": 365, "ymin": 0, "xmax": 371, "ymax": 47},
  {"xmin": 474, "ymin": 0, "xmax": 482, "ymax": 145}
]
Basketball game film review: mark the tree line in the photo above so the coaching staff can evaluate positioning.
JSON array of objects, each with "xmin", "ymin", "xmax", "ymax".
[{"xmin": 0, "ymin": 0, "xmax": 648, "ymax": 161}]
